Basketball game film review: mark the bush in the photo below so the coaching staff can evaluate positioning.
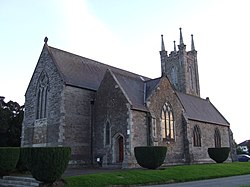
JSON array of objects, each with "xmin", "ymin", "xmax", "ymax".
[
  {"xmin": 29, "ymin": 147, "xmax": 71, "ymax": 183},
  {"xmin": 134, "ymin": 146, "xmax": 167, "ymax": 169},
  {"xmin": 16, "ymin": 147, "xmax": 32, "ymax": 172},
  {"xmin": 208, "ymin": 147, "xmax": 230, "ymax": 163},
  {"xmin": 0, "ymin": 147, "xmax": 20, "ymax": 176}
]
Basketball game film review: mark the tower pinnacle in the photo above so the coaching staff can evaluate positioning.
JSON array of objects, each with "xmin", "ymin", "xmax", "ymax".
[
  {"xmin": 179, "ymin": 28, "xmax": 184, "ymax": 45},
  {"xmin": 161, "ymin": 28, "xmax": 200, "ymax": 96},
  {"xmin": 161, "ymin": 34, "xmax": 165, "ymax": 51},
  {"xmin": 174, "ymin": 41, "xmax": 177, "ymax": 53},
  {"xmin": 191, "ymin": 34, "xmax": 195, "ymax": 51}
]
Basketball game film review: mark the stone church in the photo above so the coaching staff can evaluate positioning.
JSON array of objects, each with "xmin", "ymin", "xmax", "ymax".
[{"xmin": 21, "ymin": 28, "xmax": 234, "ymax": 168}]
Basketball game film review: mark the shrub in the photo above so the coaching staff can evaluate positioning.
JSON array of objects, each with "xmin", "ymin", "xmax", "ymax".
[
  {"xmin": 134, "ymin": 146, "xmax": 167, "ymax": 169},
  {"xmin": 16, "ymin": 147, "xmax": 32, "ymax": 172},
  {"xmin": 208, "ymin": 147, "xmax": 230, "ymax": 163},
  {"xmin": 0, "ymin": 147, "xmax": 20, "ymax": 176},
  {"xmin": 29, "ymin": 147, "xmax": 71, "ymax": 183}
]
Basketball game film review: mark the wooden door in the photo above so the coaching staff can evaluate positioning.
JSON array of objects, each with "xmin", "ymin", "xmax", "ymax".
[{"xmin": 118, "ymin": 136, "xmax": 124, "ymax": 162}]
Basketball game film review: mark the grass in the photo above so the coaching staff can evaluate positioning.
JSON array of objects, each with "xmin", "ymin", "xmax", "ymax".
[{"xmin": 64, "ymin": 162, "xmax": 250, "ymax": 187}]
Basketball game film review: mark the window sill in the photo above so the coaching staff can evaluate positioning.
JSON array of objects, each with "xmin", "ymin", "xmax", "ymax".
[
  {"xmin": 163, "ymin": 138, "xmax": 175, "ymax": 142},
  {"xmin": 34, "ymin": 118, "xmax": 47, "ymax": 127}
]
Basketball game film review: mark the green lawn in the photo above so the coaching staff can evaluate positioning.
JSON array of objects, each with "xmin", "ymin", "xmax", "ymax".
[{"xmin": 64, "ymin": 162, "xmax": 250, "ymax": 187}]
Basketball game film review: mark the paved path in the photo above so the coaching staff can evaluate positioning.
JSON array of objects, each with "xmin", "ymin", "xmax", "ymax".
[{"xmin": 141, "ymin": 174, "xmax": 250, "ymax": 187}]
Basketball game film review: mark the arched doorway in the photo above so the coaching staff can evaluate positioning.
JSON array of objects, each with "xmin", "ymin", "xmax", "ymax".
[
  {"xmin": 118, "ymin": 136, "xmax": 124, "ymax": 162},
  {"xmin": 113, "ymin": 134, "xmax": 124, "ymax": 163}
]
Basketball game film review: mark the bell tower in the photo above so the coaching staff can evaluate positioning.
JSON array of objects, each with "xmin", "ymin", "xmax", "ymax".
[{"xmin": 160, "ymin": 28, "xmax": 200, "ymax": 97}]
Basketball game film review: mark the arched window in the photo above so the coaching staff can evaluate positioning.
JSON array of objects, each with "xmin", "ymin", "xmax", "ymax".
[
  {"xmin": 36, "ymin": 71, "xmax": 49, "ymax": 119},
  {"xmin": 189, "ymin": 66, "xmax": 194, "ymax": 89},
  {"xmin": 161, "ymin": 102, "xmax": 174, "ymax": 141},
  {"xmin": 193, "ymin": 125, "xmax": 201, "ymax": 147},
  {"xmin": 214, "ymin": 128, "xmax": 221, "ymax": 148},
  {"xmin": 104, "ymin": 121, "xmax": 111, "ymax": 146},
  {"xmin": 152, "ymin": 117, "xmax": 157, "ymax": 138}
]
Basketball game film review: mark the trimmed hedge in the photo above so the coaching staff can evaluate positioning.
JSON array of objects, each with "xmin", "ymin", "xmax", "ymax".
[
  {"xmin": 29, "ymin": 147, "xmax": 71, "ymax": 183},
  {"xmin": 0, "ymin": 147, "xmax": 20, "ymax": 176},
  {"xmin": 16, "ymin": 147, "xmax": 31, "ymax": 172},
  {"xmin": 134, "ymin": 146, "xmax": 167, "ymax": 169},
  {"xmin": 208, "ymin": 147, "xmax": 230, "ymax": 163}
]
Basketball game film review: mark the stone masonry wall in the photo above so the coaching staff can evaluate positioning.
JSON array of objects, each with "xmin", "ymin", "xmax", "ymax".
[
  {"xmin": 93, "ymin": 71, "xmax": 131, "ymax": 167},
  {"xmin": 187, "ymin": 120, "xmax": 231, "ymax": 163},
  {"xmin": 146, "ymin": 77, "xmax": 187, "ymax": 164},
  {"xmin": 129, "ymin": 110, "xmax": 148, "ymax": 166},
  {"xmin": 163, "ymin": 49, "xmax": 199, "ymax": 97},
  {"xmin": 21, "ymin": 45, "xmax": 64, "ymax": 147},
  {"xmin": 63, "ymin": 85, "xmax": 95, "ymax": 165},
  {"xmin": 130, "ymin": 110, "xmax": 147, "ymax": 148}
]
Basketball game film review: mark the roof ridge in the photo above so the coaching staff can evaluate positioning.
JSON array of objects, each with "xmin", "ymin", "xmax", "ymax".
[
  {"xmin": 145, "ymin": 77, "xmax": 161, "ymax": 83},
  {"xmin": 113, "ymin": 71, "xmax": 146, "ymax": 82},
  {"xmin": 176, "ymin": 92, "xmax": 212, "ymax": 103}
]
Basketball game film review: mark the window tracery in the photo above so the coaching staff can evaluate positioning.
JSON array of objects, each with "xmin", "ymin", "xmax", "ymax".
[
  {"xmin": 36, "ymin": 71, "xmax": 49, "ymax": 119},
  {"xmin": 193, "ymin": 125, "xmax": 201, "ymax": 147},
  {"xmin": 214, "ymin": 128, "xmax": 221, "ymax": 148},
  {"xmin": 161, "ymin": 102, "xmax": 174, "ymax": 141}
]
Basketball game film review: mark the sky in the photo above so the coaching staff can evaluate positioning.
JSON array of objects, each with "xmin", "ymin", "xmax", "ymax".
[{"xmin": 1, "ymin": 0, "xmax": 250, "ymax": 144}]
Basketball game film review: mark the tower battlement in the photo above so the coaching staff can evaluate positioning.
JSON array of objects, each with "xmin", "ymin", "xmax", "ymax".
[{"xmin": 160, "ymin": 28, "xmax": 200, "ymax": 97}]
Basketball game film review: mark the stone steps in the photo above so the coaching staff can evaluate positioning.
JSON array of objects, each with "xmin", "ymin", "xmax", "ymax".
[{"xmin": 0, "ymin": 176, "xmax": 40, "ymax": 187}]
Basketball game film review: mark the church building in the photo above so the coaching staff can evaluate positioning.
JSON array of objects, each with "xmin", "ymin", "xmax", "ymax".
[{"xmin": 21, "ymin": 28, "xmax": 234, "ymax": 168}]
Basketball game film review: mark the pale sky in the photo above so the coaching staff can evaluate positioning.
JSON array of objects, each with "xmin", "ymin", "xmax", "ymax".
[{"xmin": 1, "ymin": 0, "xmax": 249, "ymax": 144}]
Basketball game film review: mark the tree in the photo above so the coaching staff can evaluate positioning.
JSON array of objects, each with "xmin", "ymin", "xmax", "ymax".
[
  {"xmin": 236, "ymin": 146, "xmax": 245, "ymax": 155},
  {"xmin": 0, "ymin": 97, "xmax": 24, "ymax": 147},
  {"xmin": 247, "ymin": 141, "xmax": 250, "ymax": 155}
]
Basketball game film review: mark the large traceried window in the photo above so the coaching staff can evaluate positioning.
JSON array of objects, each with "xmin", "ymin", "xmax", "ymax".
[
  {"xmin": 214, "ymin": 128, "xmax": 221, "ymax": 148},
  {"xmin": 193, "ymin": 125, "xmax": 201, "ymax": 147},
  {"xmin": 161, "ymin": 102, "xmax": 174, "ymax": 141},
  {"xmin": 36, "ymin": 71, "xmax": 49, "ymax": 119}
]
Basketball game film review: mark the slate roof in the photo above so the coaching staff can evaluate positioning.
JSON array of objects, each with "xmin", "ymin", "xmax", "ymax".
[
  {"xmin": 47, "ymin": 45, "xmax": 150, "ymax": 111},
  {"xmin": 48, "ymin": 46, "xmax": 150, "ymax": 91},
  {"xmin": 238, "ymin": 140, "xmax": 250, "ymax": 146},
  {"xmin": 113, "ymin": 71, "xmax": 147, "ymax": 111},
  {"xmin": 176, "ymin": 92, "xmax": 230, "ymax": 126},
  {"xmin": 46, "ymin": 44, "xmax": 229, "ymax": 125},
  {"xmin": 145, "ymin": 78, "xmax": 161, "ymax": 99}
]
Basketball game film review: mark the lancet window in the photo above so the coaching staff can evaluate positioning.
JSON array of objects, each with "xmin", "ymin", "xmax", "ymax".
[
  {"xmin": 193, "ymin": 125, "xmax": 201, "ymax": 147},
  {"xmin": 36, "ymin": 71, "xmax": 49, "ymax": 119}
]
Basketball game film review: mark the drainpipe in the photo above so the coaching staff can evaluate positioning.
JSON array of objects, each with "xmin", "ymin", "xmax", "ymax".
[
  {"xmin": 182, "ymin": 111, "xmax": 192, "ymax": 163},
  {"xmin": 146, "ymin": 112, "xmax": 152, "ymax": 146},
  {"xmin": 144, "ymin": 83, "xmax": 151, "ymax": 146},
  {"xmin": 90, "ymin": 99, "xmax": 95, "ymax": 165}
]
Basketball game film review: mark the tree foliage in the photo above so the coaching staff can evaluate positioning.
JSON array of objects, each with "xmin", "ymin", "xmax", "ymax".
[
  {"xmin": 29, "ymin": 147, "xmax": 71, "ymax": 183},
  {"xmin": 0, "ymin": 147, "xmax": 20, "ymax": 176},
  {"xmin": 0, "ymin": 96, "xmax": 24, "ymax": 147},
  {"xmin": 208, "ymin": 147, "xmax": 230, "ymax": 163},
  {"xmin": 246, "ymin": 141, "xmax": 250, "ymax": 154},
  {"xmin": 134, "ymin": 146, "xmax": 167, "ymax": 169}
]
